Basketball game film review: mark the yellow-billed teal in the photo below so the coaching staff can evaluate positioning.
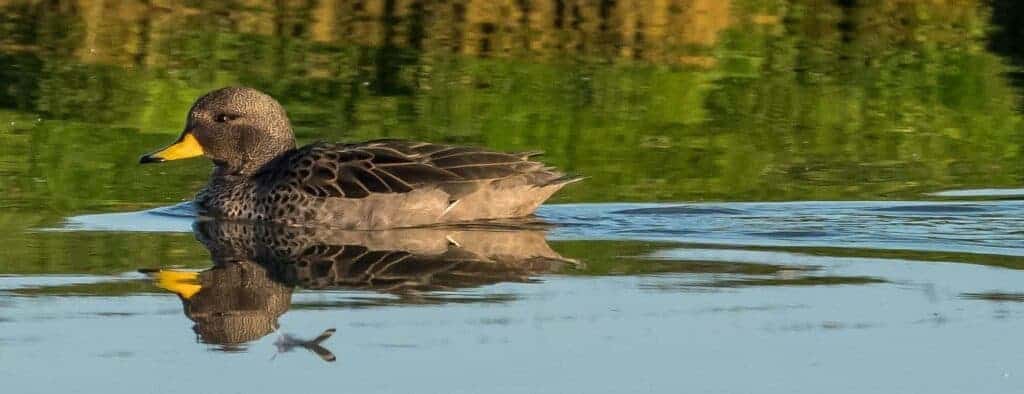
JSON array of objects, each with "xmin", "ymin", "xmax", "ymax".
[{"xmin": 140, "ymin": 87, "xmax": 581, "ymax": 228}]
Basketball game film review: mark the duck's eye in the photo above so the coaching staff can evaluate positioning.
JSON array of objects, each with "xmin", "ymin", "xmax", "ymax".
[{"xmin": 214, "ymin": 114, "xmax": 237, "ymax": 123}]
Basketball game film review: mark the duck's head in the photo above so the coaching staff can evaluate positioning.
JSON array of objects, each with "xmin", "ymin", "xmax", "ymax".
[{"xmin": 140, "ymin": 87, "xmax": 296, "ymax": 175}]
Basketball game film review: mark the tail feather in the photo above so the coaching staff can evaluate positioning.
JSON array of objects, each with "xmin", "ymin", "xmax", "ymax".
[
  {"xmin": 540, "ymin": 174, "xmax": 586, "ymax": 187},
  {"xmin": 516, "ymin": 150, "xmax": 545, "ymax": 160}
]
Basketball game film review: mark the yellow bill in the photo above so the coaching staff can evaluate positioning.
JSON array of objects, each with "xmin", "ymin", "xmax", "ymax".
[
  {"xmin": 151, "ymin": 269, "xmax": 202, "ymax": 300},
  {"xmin": 139, "ymin": 131, "xmax": 204, "ymax": 163}
]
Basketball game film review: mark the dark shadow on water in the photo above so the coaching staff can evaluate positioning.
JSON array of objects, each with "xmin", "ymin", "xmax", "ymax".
[
  {"xmin": 697, "ymin": 276, "xmax": 885, "ymax": 288},
  {"xmin": 611, "ymin": 206, "xmax": 747, "ymax": 215},
  {"xmin": 288, "ymin": 293, "xmax": 522, "ymax": 310},
  {"xmin": 13, "ymin": 279, "xmax": 162, "ymax": 297},
  {"xmin": 867, "ymin": 205, "xmax": 991, "ymax": 214},
  {"xmin": 743, "ymin": 230, "xmax": 834, "ymax": 238},
  {"xmin": 961, "ymin": 292, "xmax": 1024, "ymax": 303}
]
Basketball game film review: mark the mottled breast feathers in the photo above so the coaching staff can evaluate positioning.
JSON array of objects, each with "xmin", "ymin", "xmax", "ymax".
[{"xmin": 254, "ymin": 139, "xmax": 557, "ymax": 200}]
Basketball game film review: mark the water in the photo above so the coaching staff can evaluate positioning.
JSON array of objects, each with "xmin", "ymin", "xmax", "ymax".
[{"xmin": 2, "ymin": 1, "xmax": 1024, "ymax": 393}]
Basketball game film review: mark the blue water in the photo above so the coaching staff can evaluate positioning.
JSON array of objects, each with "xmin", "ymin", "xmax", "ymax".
[{"xmin": 2, "ymin": 196, "xmax": 1023, "ymax": 393}]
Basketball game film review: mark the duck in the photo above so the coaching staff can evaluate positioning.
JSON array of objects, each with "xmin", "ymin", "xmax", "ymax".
[{"xmin": 139, "ymin": 87, "xmax": 581, "ymax": 229}]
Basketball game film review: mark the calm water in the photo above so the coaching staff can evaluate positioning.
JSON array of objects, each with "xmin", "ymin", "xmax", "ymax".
[{"xmin": 2, "ymin": 1, "xmax": 1024, "ymax": 393}]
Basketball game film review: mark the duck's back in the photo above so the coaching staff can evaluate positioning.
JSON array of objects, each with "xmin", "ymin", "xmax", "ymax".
[{"xmin": 240, "ymin": 140, "xmax": 580, "ymax": 228}]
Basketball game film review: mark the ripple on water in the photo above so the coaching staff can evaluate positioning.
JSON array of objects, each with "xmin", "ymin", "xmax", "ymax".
[
  {"xmin": 743, "ymin": 230, "xmax": 834, "ymax": 238},
  {"xmin": 611, "ymin": 205, "xmax": 747, "ymax": 215},
  {"xmin": 13, "ymin": 198, "xmax": 1024, "ymax": 394},
  {"xmin": 929, "ymin": 188, "xmax": 1024, "ymax": 198},
  {"xmin": 867, "ymin": 204, "xmax": 991, "ymax": 213},
  {"xmin": 53, "ymin": 202, "xmax": 197, "ymax": 233},
  {"xmin": 542, "ymin": 201, "xmax": 1024, "ymax": 257},
  {"xmin": 55, "ymin": 200, "xmax": 1024, "ymax": 259}
]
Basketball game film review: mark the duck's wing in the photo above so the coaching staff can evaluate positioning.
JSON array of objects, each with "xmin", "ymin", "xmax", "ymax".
[
  {"xmin": 262, "ymin": 140, "xmax": 566, "ymax": 199},
  {"xmin": 358, "ymin": 139, "xmax": 553, "ymax": 181}
]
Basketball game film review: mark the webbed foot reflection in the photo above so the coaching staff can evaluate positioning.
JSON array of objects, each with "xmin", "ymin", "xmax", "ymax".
[
  {"xmin": 273, "ymin": 328, "xmax": 337, "ymax": 362},
  {"xmin": 147, "ymin": 219, "xmax": 578, "ymax": 352}
]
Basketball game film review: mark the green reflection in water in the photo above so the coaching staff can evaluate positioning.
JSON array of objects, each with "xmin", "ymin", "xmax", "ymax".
[{"xmin": 0, "ymin": 0, "xmax": 1022, "ymax": 274}]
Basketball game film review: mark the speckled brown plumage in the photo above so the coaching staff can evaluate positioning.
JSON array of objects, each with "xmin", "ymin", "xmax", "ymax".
[
  {"xmin": 193, "ymin": 219, "xmax": 578, "ymax": 292},
  {"xmin": 142, "ymin": 87, "xmax": 582, "ymax": 229},
  {"xmin": 181, "ymin": 261, "xmax": 291, "ymax": 347}
]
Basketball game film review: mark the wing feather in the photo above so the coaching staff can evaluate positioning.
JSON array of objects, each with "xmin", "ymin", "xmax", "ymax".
[{"xmin": 263, "ymin": 140, "xmax": 564, "ymax": 199}]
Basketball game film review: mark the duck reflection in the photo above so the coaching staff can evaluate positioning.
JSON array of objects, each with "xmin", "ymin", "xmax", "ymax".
[
  {"xmin": 150, "ymin": 219, "xmax": 577, "ymax": 353},
  {"xmin": 152, "ymin": 261, "xmax": 291, "ymax": 351}
]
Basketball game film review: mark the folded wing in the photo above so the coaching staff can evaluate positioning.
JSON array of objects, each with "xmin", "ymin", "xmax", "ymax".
[{"xmin": 260, "ymin": 139, "xmax": 566, "ymax": 200}]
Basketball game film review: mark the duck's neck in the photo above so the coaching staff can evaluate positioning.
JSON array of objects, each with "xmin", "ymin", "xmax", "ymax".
[
  {"xmin": 217, "ymin": 133, "xmax": 296, "ymax": 176},
  {"xmin": 197, "ymin": 144, "xmax": 296, "ymax": 219},
  {"xmin": 196, "ymin": 173, "xmax": 257, "ymax": 219}
]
